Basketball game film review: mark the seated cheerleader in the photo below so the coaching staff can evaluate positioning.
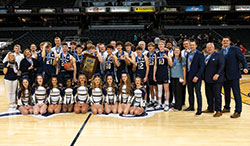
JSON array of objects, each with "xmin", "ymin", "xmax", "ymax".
[
  {"xmin": 128, "ymin": 76, "xmax": 146, "ymax": 116},
  {"xmin": 89, "ymin": 73, "xmax": 106, "ymax": 115},
  {"xmin": 62, "ymin": 78, "xmax": 74, "ymax": 112},
  {"xmin": 104, "ymin": 72, "xmax": 118, "ymax": 114},
  {"xmin": 47, "ymin": 75, "xmax": 62, "ymax": 114},
  {"xmin": 17, "ymin": 76, "xmax": 33, "ymax": 115},
  {"xmin": 118, "ymin": 70, "xmax": 133, "ymax": 115},
  {"xmin": 74, "ymin": 72, "xmax": 89, "ymax": 114},
  {"xmin": 32, "ymin": 74, "xmax": 48, "ymax": 115}
]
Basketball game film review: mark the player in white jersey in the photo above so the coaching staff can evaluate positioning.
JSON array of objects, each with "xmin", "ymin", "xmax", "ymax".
[
  {"xmin": 17, "ymin": 76, "xmax": 33, "ymax": 115},
  {"xmin": 47, "ymin": 76, "xmax": 62, "ymax": 114},
  {"xmin": 74, "ymin": 72, "xmax": 89, "ymax": 114},
  {"xmin": 118, "ymin": 71, "xmax": 133, "ymax": 115},
  {"xmin": 89, "ymin": 74, "xmax": 105, "ymax": 115},
  {"xmin": 128, "ymin": 76, "xmax": 146, "ymax": 116},
  {"xmin": 62, "ymin": 78, "xmax": 74, "ymax": 112},
  {"xmin": 32, "ymin": 74, "xmax": 48, "ymax": 115},
  {"xmin": 104, "ymin": 72, "xmax": 118, "ymax": 114}
]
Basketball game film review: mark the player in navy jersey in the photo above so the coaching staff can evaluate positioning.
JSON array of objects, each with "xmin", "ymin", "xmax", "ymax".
[
  {"xmin": 74, "ymin": 72, "xmax": 89, "ymax": 114},
  {"xmin": 153, "ymin": 40, "xmax": 173, "ymax": 111},
  {"xmin": 104, "ymin": 44, "xmax": 119, "ymax": 75},
  {"xmin": 32, "ymin": 74, "xmax": 48, "ymax": 115},
  {"xmin": 133, "ymin": 46, "xmax": 149, "ymax": 85},
  {"xmin": 73, "ymin": 45, "xmax": 84, "ymax": 79},
  {"xmin": 89, "ymin": 74, "xmax": 106, "ymax": 114},
  {"xmin": 47, "ymin": 76, "xmax": 62, "ymax": 114},
  {"xmin": 115, "ymin": 41, "xmax": 128, "ymax": 83},
  {"xmin": 62, "ymin": 78, "xmax": 74, "ymax": 112},
  {"xmin": 124, "ymin": 41, "xmax": 136, "ymax": 82},
  {"xmin": 146, "ymin": 42, "xmax": 158, "ymax": 108},
  {"xmin": 118, "ymin": 71, "xmax": 133, "ymax": 115},
  {"xmin": 128, "ymin": 76, "xmax": 146, "ymax": 116},
  {"xmin": 104, "ymin": 72, "xmax": 118, "ymax": 114},
  {"xmin": 83, "ymin": 45, "xmax": 103, "ymax": 79},
  {"xmin": 41, "ymin": 42, "xmax": 57, "ymax": 85},
  {"xmin": 17, "ymin": 76, "xmax": 33, "ymax": 115},
  {"xmin": 54, "ymin": 42, "xmax": 77, "ymax": 86},
  {"xmin": 69, "ymin": 41, "xmax": 77, "ymax": 55}
]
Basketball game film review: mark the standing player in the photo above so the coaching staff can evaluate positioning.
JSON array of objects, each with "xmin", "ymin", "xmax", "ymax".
[
  {"xmin": 115, "ymin": 41, "xmax": 127, "ymax": 83},
  {"xmin": 69, "ymin": 41, "xmax": 77, "ymax": 55},
  {"xmin": 153, "ymin": 40, "xmax": 173, "ymax": 111},
  {"xmin": 74, "ymin": 45, "xmax": 84, "ymax": 78},
  {"xmin": 104, "ymin": 44, "xmax": 119, "ymax": 75},
  {"xmin": 54, "ymin": 42, "xmax": 77, "ymax": 85},
  {"xmin": 146, "ymin": 42, "xmax": 158, "ymax": 108},
  {"xmin": 124, "ymin": 41, "xmax": 136, "ymax": 82},
  {"xmin": 51, "ymin": 37, "xmax": 62, "ymax": 54}
]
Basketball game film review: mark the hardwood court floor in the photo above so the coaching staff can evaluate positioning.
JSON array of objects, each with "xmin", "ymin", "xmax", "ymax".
[{"xmin": 0, "ymin": 75, "xmax": 250, "ymax": 146}]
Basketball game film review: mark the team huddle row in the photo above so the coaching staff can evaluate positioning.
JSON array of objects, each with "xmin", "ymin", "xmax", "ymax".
[{"xmin": 3, "ymin": 36, "xmax": 248, "ymax": 118}]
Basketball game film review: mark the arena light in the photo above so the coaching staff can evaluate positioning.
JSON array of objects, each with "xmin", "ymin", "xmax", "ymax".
[{"xmin": 236, "ymin": 6, "xmax": 250, "ymax": 11}]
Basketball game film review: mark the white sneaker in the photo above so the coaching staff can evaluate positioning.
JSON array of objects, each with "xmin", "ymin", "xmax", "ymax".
[
  {"xmin": 12, "ymin": 104, "xmax": 17, "ymax": 109},
  {"xmin": 164, "ymin": 105, "xmax": 170, "ymax": 112},
  {"xmin": 154, "ymin": 104, "xmax": 162, "ymax": 110}
]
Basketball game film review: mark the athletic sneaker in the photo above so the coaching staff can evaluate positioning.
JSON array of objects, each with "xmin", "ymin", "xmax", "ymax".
[
  {"xmin": 164, "ymin": 105, "xmax": 170, "ymax": 112},
  {"xmin": 154, "ymin": 104, "xmax": 162, "ymax": 110},
  {"xmin": 147, "ymin": 101, "xmax": 155, "ymax": 107},
  {"xmin": 146, "ymin": 106, "xmax": 155, "ymax": 111}
]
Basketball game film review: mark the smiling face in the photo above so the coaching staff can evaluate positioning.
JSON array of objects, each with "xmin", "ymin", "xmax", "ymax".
[
  {"xmin": 22, "ymin": 79, "xmax": 29, "ymax": 88},
  {"xmin": 138, "ymin": 42, "xmax": 146, "ymax": 50},
  {"xmin": 94, "ymin": 77, "xmax": 101, "ymax": 86},
  {"xmin": 24, "ymin": 49, "xmax": 31, "ymax": 58},
  {"xmin": 190, "ymin": 42, "xmax": 197, "ymax": 52},
  {"xmin": 79, "ymin": 75, "xmax": 86, "ymax": 85},
  {"xmin": 62, "ymin": 45, "xmax": 68, "ymax": 53},
  {"xmin": 51, "ymin": 77, "xmax": 58, "ymax": 87},
  {"xmin": 107, "ymin": 76, "xmax": 113, "ymax": 86},
  {"xmin": 121, "ymin": 74, "xmax": 128, "ymax": 83},
  {"xmin": 76, "ymin": 46, "xmax": 83, "ymax": 54},
  {"xmin": 8, "ymin": 53, "xmax": 15, "ymax": 62},
  {"xmin": 183, "ymin": 41, "xmax": 190, "ymax": 50},
  {"xmin": 54, "ymin": 38, "xmax": 61, "ymax": 47},
  {"xmin": 107, "ymin": 47, "xmax": 113, "ymax": 55},
  {"xmin": 207, "ymin": 44, "xmax": 215, "ymax": 55},
  {"xmin": 14, "ymin": 45, "xmax": 21, "ymax": 54},
  {"xmin": 135, "ymin": 77, "xmax": 141, "ymax": 87},
  {"xmin": 148, "ymin": 45, "xmax": 154, "ymax": 52},
  {"xmin": 37, "ymin": 75, "xmax": 43, "ymax": 86},
  {"xmin": 125, "ymin": 45, "xmax": 131, "ymax": 52},
  {"xmin": 99, "ymin": 44, "xmax": 106, "ymax": 53},
  {"xmin": 222, "ymin": 38, "xmax": 231, "ymax": 48},
  {"xmin": 158, "ymin": 42, "xmax": 165, "ymax": 51},
  {"xmin": 66, "ymin": 79, "xmax": 72, "ymax": 88},
  {"xmin": 174, "ymin": 47, "xmax": 181, "ymax": 57},
  {"xmin": 30, "ymin": 44, "xmax": 37, "ymax": 52}
]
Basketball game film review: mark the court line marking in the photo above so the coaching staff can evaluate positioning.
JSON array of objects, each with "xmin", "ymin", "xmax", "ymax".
[{"xmin": 70, "ymin": 113, "xmax": 92, "ymax": 146}]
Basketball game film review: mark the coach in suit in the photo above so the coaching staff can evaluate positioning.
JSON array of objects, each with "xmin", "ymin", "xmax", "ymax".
[
  {"xmin": 184, "ymin": 40, "xmax": 205, "ymax": 116},
  {"xmin": 203, "ymin": 43, "xmax": 225, "ymax": 117},
  {"xmin": 221, "ymin": 36, "xmax": 248, "ymax": 118}
]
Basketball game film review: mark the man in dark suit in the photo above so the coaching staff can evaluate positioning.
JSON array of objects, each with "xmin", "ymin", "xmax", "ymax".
[
  {"xmin": 184, "ymin": 40, "xmax": 205, "ymax": 116},
  {"xmin": 221, "ymin": 36, "xmax": 248, "ymax": 118},
  {"xmin": 203, "ymin": 43, "xmax": 225, "ymax": 117}
]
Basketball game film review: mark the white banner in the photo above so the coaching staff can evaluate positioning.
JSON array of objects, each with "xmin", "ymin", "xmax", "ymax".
[
  {"xmin": 235, "ymin": 5, "xmax": 250, "ymax": 11},
  {"xmin": 39, "ymin": 8, "xmax": 55, "ymax": 13},
  {"xmin": 210, "ymin": 5, "xmax": 231, "ymax": 11},
  {"xmin": 110, "ymin": 7, "xmax": 130, "ymax": 12},
  {"xmin": 63, "ymin": 8, "xmax": 80, "ymax": 13},
  {"xmin": 86, "ymin": 7, "xmax": 106, "ymax": 13},
  {"xmin": 14, "ymin": 9, "xmax": 32, "ymax": 14}
]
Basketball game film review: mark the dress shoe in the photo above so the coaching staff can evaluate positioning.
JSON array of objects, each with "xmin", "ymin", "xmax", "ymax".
[
  {"xmin": 195, "ymin": 111, "xmax": 202, "ymax": 116},
  {"xmin": 202, "ymin": 109, "xmax": 214, "ymax": 113},
  {"xmin": 222, "ymin": 108, "xmax": 230, "ymax": 113},
  {"xmin": 230, "ymin": 112, "xmax": 241, "ymax": 118},
  {"xmin": 213, "ymin": 111, "xmax": 222, "ymax": 117},
  {"xmin": 184, "ymin": 107, "xmax": 195, "ymax": 111}
]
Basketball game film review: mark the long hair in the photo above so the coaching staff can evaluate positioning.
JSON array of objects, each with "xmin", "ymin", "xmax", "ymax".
[
  {"xmin": 119, "ymin": 74, "xmax": 132, "ymax": 95},
  {"xmin": 19, "ymin": 79, "xmax": 32, "ymax": 101},
  {"xmin": 172, "ymin": 46, "xmax": 183, "ymax": 63},
  {"xmin": 49, "ymin": 76, "xmax": 59, "ymax": 89},
  {"xmin": 104, "ymin": 75, "xmax": 116, "ymax": 94},
  {"xmin": 33, "ymin": 75, "xmax": 44, "ymax": 90},
  {"xmin": 77, "ymin": 74, "xmax": 87, "ymax": 87},
  {"xmin": 91, "ymin": 76, "xmax": 103, "ymax": 89}
]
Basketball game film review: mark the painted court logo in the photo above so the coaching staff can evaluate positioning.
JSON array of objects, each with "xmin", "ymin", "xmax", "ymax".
[{"xmin": 0, "ymin": 108, "xmax": 164, "ymax": 119}]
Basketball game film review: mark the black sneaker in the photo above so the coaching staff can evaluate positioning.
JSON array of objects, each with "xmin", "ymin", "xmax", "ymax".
[
  {"xmin": 184, "ymin": 107, "xmax": 195, "ymax": 111},
  {"xmin": 195, "ymin": 111, "xmax": 202, "ymax": 116}
]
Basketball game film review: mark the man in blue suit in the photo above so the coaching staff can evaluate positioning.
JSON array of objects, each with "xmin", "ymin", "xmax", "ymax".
[
  {"xmin": 221, "ymin": 36, "xmax": 248, "ymax": 118},
  {"xmin": 203, "ymin": 43, "xmax": 225, "ymax": 117},
  {"xmin": 184, "ymin": 40, "xmax": 205, "ymax": 116}
]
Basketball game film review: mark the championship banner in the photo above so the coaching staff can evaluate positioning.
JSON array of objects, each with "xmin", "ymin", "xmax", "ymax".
[
  {"xmin": 14, "ymin": 9, "xmax": 32, "ymax": 14},
  {"xmin": 161, "ymin": 7, "xmax": 178, "ymax": 12},
  {"xmin": 210, "ymin": 5, "xmax": 231, "ymax": 11},
  {"xmin": 39, "ymin": 8, "xmax": 55, "ymax": 13},
  {"xmin": 235, "ymin": 5, "xmax": 250, "ymax": 11},
  {"xmin": 110, "ymin": 7, "xmax": 130, "ymax": 13},
  {"xmin": 86, "ymin": 7, "xmax": 106, "ymax": 13},
  {"xmin": 134, "ymin": 6, "xmax": 155, "ymax": 12},
  {"xmin": 63, "ymin": 8, "xmax": 80, "ymax": 13},
  {"xmin": 185, "ymin": 6, "xmax": 204, "ymax": 11}
]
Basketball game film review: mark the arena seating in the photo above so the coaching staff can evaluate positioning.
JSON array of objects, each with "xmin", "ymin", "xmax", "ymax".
[
  {"xmin": 166, "ymin": 0, "xmax": 224, "ymax": 5},
  {"xmin": 22, "ymin": 0, "xmax": 76, "ymax": 7}
]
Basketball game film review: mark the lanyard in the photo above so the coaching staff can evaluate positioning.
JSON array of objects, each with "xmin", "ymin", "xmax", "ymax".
[
  {"xmin": 56, "ymin": 46, "xmax": 61, "ymax": 54},
  {"xmin": 107, "ymin": 55, "xmax": 111, "ymax": 64},
  {"xmin": 61, "ymin": 53, "xmax": 68, "ymax": 63},
  {"xmin": 136, "ymin": 54, "xmax": 143, "ymax": 64},
  {"xmin": 159, "ymin": 51, "xmax": 165, "ymax": 61},
  {"xmin": 128, "ymin": 50, "xmax": 132, "ymax": 56},
  {"xmin": 149, "ymin": 51, "xmax": 154, "ymax": 63},
  {"xmin": 46, "ymin": 50, "xmax": 53, "ymax": 60},
  {"xmin": 173, "ymin": 58, "xmax": 178, "ymax": 67},
  {"xmin": 76, "ymin": 54, "xmax": 83, "ymax": 62}
]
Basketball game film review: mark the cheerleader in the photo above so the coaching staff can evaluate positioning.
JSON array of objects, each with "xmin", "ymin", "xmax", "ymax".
[
  {"xmin": 118, "ymin": 71, "xmax": 133, "ymax": 115},
  {"xmin": 32, "ymin": 74, "xmax": 48, "ymax": 115},
  {"xmin": 74, "ymin": 72, "xmax": 89, "ymax": 114},
  {"xmin": 104, "ymin": 72, "xmax": 118, "ymax": 114},
  {"xmin": 17, "ymin": 76, "xmax": 33, "ymax": 115},
  {"xmin": 129, "ymin": 76, "xmax": 146, "ymax": 116},
  {"xmin": 47, "ymin": 76, "xmax": 62, "ymax": 114},
  {"xmin": 153, "ymin": 40, "xmax": 173, "ymax": 111},
  {"xmin": 89, "ymin": 74, "xmax": 105, "ymax": 114},
  {"xmin": 62, "ymin": 78, "xmax": 74, "ymax": 112}
]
